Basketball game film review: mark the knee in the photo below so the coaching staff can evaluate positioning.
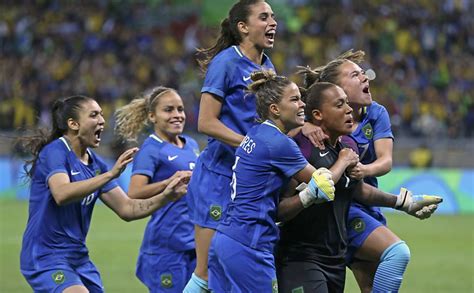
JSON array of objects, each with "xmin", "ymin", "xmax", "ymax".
[{"xmin": 381, "ymin": 240, "xmax": 411, "ymax": 264}]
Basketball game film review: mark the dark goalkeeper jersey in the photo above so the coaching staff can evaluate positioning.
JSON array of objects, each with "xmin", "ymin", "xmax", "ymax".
[{"xmin": 277, "ymin": 132, "xmax": 359, "ymax": 265}]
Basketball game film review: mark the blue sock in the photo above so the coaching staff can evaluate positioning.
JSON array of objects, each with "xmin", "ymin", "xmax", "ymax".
[
  {"xmin": 183, "ymin": 273, "xmax": 209, "ymax": 293},
  {"xmin": 373, "ymin": 241, "xmax": 411, "ymax": 292}
]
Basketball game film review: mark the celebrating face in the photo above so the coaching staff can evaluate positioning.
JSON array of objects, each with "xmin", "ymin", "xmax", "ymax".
[
  {"xmin": 149, "ymin": 90, "xmax": 186, "ymax": 140},
  {"xmin": 243, "ymin": 1, "xmax": 277, "ymax": 49},
  {"xmin": 75, "ymin": 99, "xmax": 105, "ymax": 148},
  {"xmin": 337, "ymin": 61, "xmax": 372, "ymax": 107},
  {"xmin": 275, "ymin": 82, "xmax": 305, "ymax": 132}
]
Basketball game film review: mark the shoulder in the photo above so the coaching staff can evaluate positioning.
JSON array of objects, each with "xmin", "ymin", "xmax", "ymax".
[
  {"xmin": 40, "ymin": 138, "xmax": 69, "ymax": 157},
  {"xmin": 367, "ymin": 101, "xmax": 389, "ymax": 117},
  {"xmin": 209, "ymin": 46, "xmax": 241, "ymax": 68}
]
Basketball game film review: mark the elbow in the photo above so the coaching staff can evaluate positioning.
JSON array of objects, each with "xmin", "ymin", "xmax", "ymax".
[
  {"xmin": 197, "ymin": 117, "xmax": 212, "ymax": 135},
  {"xmin": 52, "ymin": 193, "xmax": 68, "ymax": 206}
]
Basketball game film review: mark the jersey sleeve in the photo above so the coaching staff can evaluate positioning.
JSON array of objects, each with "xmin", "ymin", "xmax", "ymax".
[
  {"xmin": 201, "ymin": 54, "xmax": 230, "ymax": 99},
  {"xmin": 372, "ymin": 104, "xmax": 394, "ymax": 141},
  {"xmin": 268, "ymin": 136, "xmax": 308, "ymax": 178},
  {"xmin": 132, "ymin": 143, "xmax": 160, "ymax": 179},
  {"xmin": 42, "ymin": 145, "xmax": 69, "ymax": 182}
]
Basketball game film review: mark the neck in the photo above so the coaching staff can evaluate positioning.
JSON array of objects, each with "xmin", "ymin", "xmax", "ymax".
[
  {"xmin": 351, "ymin": 103, "xmax": 364, "ymax": 122},
  {"xmin": 239, "ymin": 42, "xmax": 264, "ymax": 65},
  {"xmin": 318, "ymin": 125, "xmax": 339, "ymax": 147},
  {"xmin": 155, "ymin": 130, "xmax": 183, "ymax": 147},
  {"xmin": 63, "ymin": 134, "xmax": 88, "ymax": 163}
]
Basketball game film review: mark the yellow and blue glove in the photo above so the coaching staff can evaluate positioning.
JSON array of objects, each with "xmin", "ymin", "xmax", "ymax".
[
  {"xmin": 298, "ymin": 168, "xmax": 335, "ymax": 208},
  {"xmin": 395, "ymin": 187, "xmax": 443, "ymax": 219}
]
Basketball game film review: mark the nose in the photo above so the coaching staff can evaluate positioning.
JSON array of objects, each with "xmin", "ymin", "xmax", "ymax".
[
  {"xmin": 270, "ymin": 16, "xmax": 277, "ymax": 27},
  {"xmin": 99, "ymin": 114, "xmax": 105, "ymax": 124}
]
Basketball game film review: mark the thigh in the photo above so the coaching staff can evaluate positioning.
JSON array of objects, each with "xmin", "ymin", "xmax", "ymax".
[
  {"xmin": 22, "ymin": 268, "xmax": 85, "ymax": 293},
  {"xmin": 75, "ymin": 260, "xmax": 104, "ymax": 293},
  {"xmin": 346, "ymin": 206, "xmax": 386, "ymax": 264},
  {"xmin": 136, "ymin": 250, "xmax": 196, "ymax": 293},
  {"xmin": 187, "ymin": 160, "xmax": 232, "ymax": 229},
  {"xmin": 211, "ymin": 232, "xmax": 277, "ymax": 293}
]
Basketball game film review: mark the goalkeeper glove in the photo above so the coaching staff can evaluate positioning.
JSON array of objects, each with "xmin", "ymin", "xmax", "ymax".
[
  {"xmin": 395, "ymin": 187, "xmax": 443, "ymax": 219},
  {"xmin": 298, "ymin": 167, "xmax": 335, "ymax": 208}
]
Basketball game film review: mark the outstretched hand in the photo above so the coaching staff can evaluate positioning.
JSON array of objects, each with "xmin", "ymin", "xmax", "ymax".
[
  {"xmin": 395, "ymin": 187, "xmax": 443, "ymax": 219},
  {"xmin": 302, "ymin": 122, "xmax": 328, "ymax": 150},
  {"xmin": 110, "ymin": 147, "xmax": 139, "ymax": 178},
  {"xmin": 162, "ymin": 176, "xmax": 188, "ymax": 202}
]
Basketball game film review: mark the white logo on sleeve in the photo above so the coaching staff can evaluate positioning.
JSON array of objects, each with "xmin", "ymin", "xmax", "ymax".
[
  {"xmin": 243, "ymin": 76, "xmax": 251, "ymax": 82},
  {"xmin": 168, "ymin": 155, "xmax": 178, "ymax": 161},
  {"xmin": 71, "ymin": 170, "xmax": 81, "ymax": 176},
  {"xmin": 319, "ymin": 151, "xmax": 329, "ymax": 157}
]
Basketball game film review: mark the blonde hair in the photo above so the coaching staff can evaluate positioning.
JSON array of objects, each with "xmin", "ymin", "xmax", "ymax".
[
  {"xmin": 247, "ymin": 69, "xmax": 292, "ymax": 121},
  {"xmin": 297, "ymin": 49, "xmax": 365, "ymax": 89},
  {"xmin": 115, "ymin": 87, "xmax": 176, "ymax": 141}
]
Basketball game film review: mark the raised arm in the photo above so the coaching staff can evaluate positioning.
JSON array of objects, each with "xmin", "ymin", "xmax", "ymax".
[
  {"xmin": 100, "ymin": 176, "xmax": 188, "ymax": 222},
  {"xmin": 48, "ymin": 147, "xmax": 138, "ymax": 206},
  {"xmin": 128, "ymin": 170, "xmax": 192, "ymax": 199},
  {"xmin": 198, "ymin": 93, "xmax": 244, "ymax": 147}
]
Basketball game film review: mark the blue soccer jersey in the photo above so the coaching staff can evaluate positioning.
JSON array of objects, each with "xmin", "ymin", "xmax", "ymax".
[
  {"xmin": 133, "ymin": 134, "xmax": 199, "ymax": 253},
  {"xmin": 217, "ymin": 121, "xmax": 308, "ymax": 253},
  {"xmin": 350, "ymin": 101, "xmax": 394, "ymax": 188},
  {"xmin": 198, "ymin": 45, "xmax": 275, "ymax": 177},
  {"xmin": 20, "ymin": 137, "xmax": 118, "ymax": 271}
]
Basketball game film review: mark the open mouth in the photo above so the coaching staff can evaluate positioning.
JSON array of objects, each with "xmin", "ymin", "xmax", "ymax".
[
  {"xmin": 362, "ymin": 85, "xmax": 370, "ymax": 94},
  {"xmin": 94, "ymin": 128, "xmax": 103, "ymax": 142},
  {"xmin": 265, "ymin": 30, "xmax": 275, "ymax": 42}
]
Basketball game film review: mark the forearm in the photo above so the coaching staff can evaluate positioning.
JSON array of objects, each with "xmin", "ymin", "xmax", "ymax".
[
  {"xmin": 128, "ymin": 179, "xmax": 170, "ymax": 199},
  {"xmin": 124, "ymin": 192, "xmax": 172, "ymax": 221},
  {"xmin": 363, "ymin": 157, "xmax": 392, "ymax": 177},
  {"xmin": 355, "ymin": 183, "xmax": 397, "ymax": 208},
  {"xmin": 329, "ymin": 159, "xmax": 351, "ymax": 184},
  {"xmin": 51, "ymin": 172, "xmax": 115, "ymax": 205},
  {"xmin": 277, "ymin": 195, "xmax": 305, "ymax": 222}
]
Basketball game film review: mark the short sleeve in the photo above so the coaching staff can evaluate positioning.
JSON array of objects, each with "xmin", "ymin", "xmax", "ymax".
[
  {"xmin": 268, "ymin": 136, "xmax": 308, "ymax": 178},
  {"xmin": 372, "ymin": 105, "xmax": 394, "ymax": 141},
  {"xmin": 201, "ymin": 54, "xmax": 230, "ymax": 99},
  {"xmin": 132, "ymin": 143, "xmax": 160, "ymax": 179},
  {"xmin": 42, "ymin": 146, "xmax": 69, "ymax": 182}
]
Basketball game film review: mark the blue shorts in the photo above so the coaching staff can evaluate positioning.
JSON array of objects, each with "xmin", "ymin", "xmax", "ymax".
[
  {"xmin": 208, "ymin": 231, "xmax": 277, "ymax": 293},
  {"xmin": 186, "ymin": 160, "xmax": 232, "ymax": 229},
  {"xmin": 21, "ymin": 260, "xmax": 103, "ymax": 292},
  {"xmin": 136, "ymin": 249, "xmax": 196, "ymax": 293},
  {"xmin": 346, "ymin": 204, "xmax": 387, "ymax": 264}
]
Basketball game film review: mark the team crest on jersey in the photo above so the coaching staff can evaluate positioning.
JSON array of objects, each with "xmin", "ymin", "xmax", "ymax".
[
  {"xmin": 160, "ymin": 273, "xmax": 173, "ymax": 288},
  {"xmin": 292, "ymin": 286, "xmax": 304, "ymax": 293},
  {"xmin": 350, "ymin": 218, "xmax": 366, "ymax": 233},
  {"xmin": 272, "ymin": 279, "xmax": 278, "ymax": 293},
  {"xmin": 51, "ymin": 270, "xmax": 65, "ymax": 285},
  {"xmin": 193, "ymin": 148, "xmax": 200, "ymax": 157},
  {"xmin": 362, "ymin": 124, "xmax": 373, "ymax": 139},
  {"xmin": 95, "ymin": 169, "xmax": 101, "ymax": 176},
  {"xmin": 210, "ymin": 205, "xmax": 222, "ymax": 221}
]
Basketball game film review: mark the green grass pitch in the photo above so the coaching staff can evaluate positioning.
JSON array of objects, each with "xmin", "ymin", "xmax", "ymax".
[{"xmin": 1, "ymin": 199, "xmax": 473, "ymax": 292}]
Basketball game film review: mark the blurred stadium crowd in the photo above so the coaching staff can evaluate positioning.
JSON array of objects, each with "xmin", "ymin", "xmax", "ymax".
[{"xmin": 1, "ymin": 0, "xmax": 473, "ymax": 141}]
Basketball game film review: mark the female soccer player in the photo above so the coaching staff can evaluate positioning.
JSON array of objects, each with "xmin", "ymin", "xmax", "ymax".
[
  {"xmin": 207, "ymin": 69, "xmax": 336, "ymax": 292},
  {"xmin": 115, "ymin": 87, "xmax": 198, "ymax": 292},
  {"xmin": 276, "ymin": 81, "xmax": 441, "ymax": 293},
  {"xmin": 184, "ymin": 1, "xmax": 278, "ymax": 291},
  {"xmin": 19, "ymin": 95, "xmax": 187, "ymax": 293},
  {"xmin": 298, "ymin": 50, "xmax": 435, "ymax": 292}
]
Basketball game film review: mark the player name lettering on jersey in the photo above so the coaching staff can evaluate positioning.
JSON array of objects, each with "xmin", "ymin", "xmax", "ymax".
[{"xmin": 240, "ymin": 136, "xmax": 256, "ymax": 154}]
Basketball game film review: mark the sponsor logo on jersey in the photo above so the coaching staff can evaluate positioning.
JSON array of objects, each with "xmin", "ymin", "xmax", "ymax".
[
  {"xmin": 160, "ymin": 273, "xmax": 173, "ymax": 288},
  {"xmin": 168, "ymin": 155, "xmax": 178, "ymax": 161},
  {"xmin": 319, "ymin": 151, "xmax": 329, "ymax": 157},
  {"xmin": 51, "ymin": 271, "xmax": 65, "ymax": 285},
  {"xmin": 210, "ymin": 205, "xmax": 222, "ymax": 221}
]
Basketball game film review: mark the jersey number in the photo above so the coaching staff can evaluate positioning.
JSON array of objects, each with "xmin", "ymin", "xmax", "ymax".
[
  {"xmin": 82, "ymin": 193, "xmax": 95, "ymax": 206},
  {"xmin": 230, "ymin": 156, "xmax": 240, "ymax": 201}
]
